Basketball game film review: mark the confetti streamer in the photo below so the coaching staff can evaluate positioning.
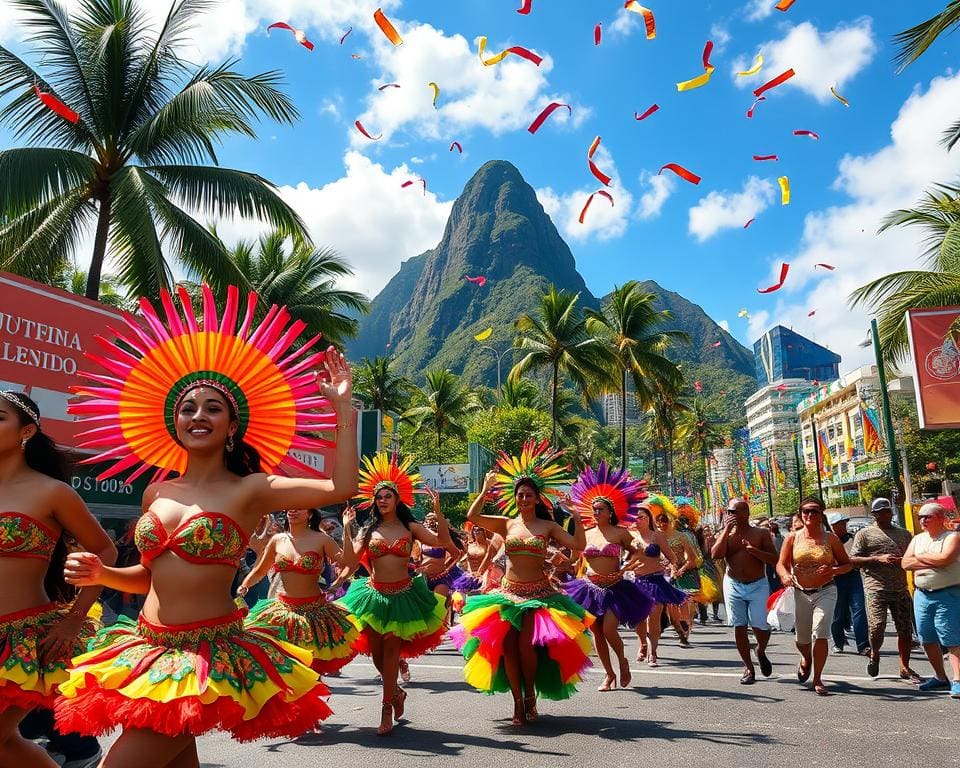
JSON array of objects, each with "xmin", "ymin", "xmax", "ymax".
[
  {"xmin": 374, "ymin": 8, "xmax": 403, "ymax": 46},
  {"xmin": 351, "ymin": 54, "xmax": 363, "ymax": 59},
  {"xmin": 449, "ymin": 141, "xmax": 463, "ymax": 153},
  {"xmin": 753, "ymin": 68, "xmax": 795, "ymax": 97},
  {"xmin": 474, "ymin": 328, "xmax": 493, "ymax": 342},
  {"xmin": 793, "ymin": 129, "xmax": 820, "ymax": 140},
  {"xmin": 578, "ymin": 190, "xmax": 615, "ymax": 224},
  {"xmin": 694, "ymin": 380, "xmax": 703, "ymax": 393},
  {"xmin": 464, "ymin": 275, "xmax": 487, "ymax": 287},
  {"xmin": 477, "ymin": 36, "xmax": 543, "ymax": 66},
  {"xmin": 623, "ymin": 2, "xmax": 656, "ymax": 40},
  {"xmin": 401, "ymin": 179, "xmax": 426, "ymax": 195},
  {"xmin": 737, "ymin": 52, "xmax": 763, "ymax": 77},
  {"xmin": 738, "ymin": 309, "xmax": 750, "ymax": 318},
  {"xmin": 776, "ymin": 0, "xmax": 797, "ymax": 10},
  {"xmin": 587, "ymin": 136, "xmax": 612, "ymax": 186},
  {"xmin": 658, "ymin": 163, "xmax": 701, "ymax": 185},
  {"xmin": 677, "ymin": 40, "xmax": 715, "ymax": 92},
  {"xmin": 746, "ymin": 96, "xmax": 766, "ymax": 118},
  {"xmin": 634, "ymin": 104, "xmax": 660, "ymax": 121},
  {"xmin": 744, "ymin": 218, "xmax": 755, "ymax": 229},
  {"xmin": 778, "ymin": 176, "xmax": 791, "ymax": 205},
  {"xmin": 378, "ymin": 83, "xmax": 401, "ymax": 91},
  {"xmin": 339, "ymin": 27, "xmax": 352, "ymax": 45},
  {"xmin": 711, "ymin": 340, "xmax": 722, "ymax": 348},
  {"xmin": 518, "ymin": 0, "xmax": 533, "ymax": 14},
  {"xmin": 428, "ymin": 82, "xmax": 440, "ymax": 108},
  {"xmin": 594, "ymin": 23, "xmax": 602, "ymax": 46},
  {"xmin": 808, "ymin": 310, "xmax": 816, "ymax": 317},
  {"xmin": 830, "ymin": 86, "xmax": 850, "ymax": 107},
  {"xmin": 33, "ymin": 83, "xmax": 78, "ymax": 123},
  {"xmin": 758, "ymin": 262, "xmax": 790, "ymax": 293},
  {"xmin": 354, "ymin": 120, "xmax": 382, "ymax": 140},
  {"xmin": 528, "ymin": 102, "xmax": 571, "ymax": 134},
  {"xmin": 814, "ymin": 263, "xmax": 835, "ymax": 270},
  {"xmin": 752, "ymin": 154, "xmax": 778, "ymax": 161},
  {"xmin": 266, "ymin": 22, "xmax": 314, "ymax": 51}
]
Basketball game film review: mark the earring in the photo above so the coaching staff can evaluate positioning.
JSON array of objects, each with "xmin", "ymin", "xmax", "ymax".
[
  {"xmin": 20, "ymin": 438, "xmax": 27, "ymax": 450},
  {"xmin": 226, "ymin": 435, "xmax": 235, "ymax": 452}
]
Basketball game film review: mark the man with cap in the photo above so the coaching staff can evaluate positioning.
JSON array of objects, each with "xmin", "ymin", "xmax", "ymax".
[
  {"xmin": 711, "ymin": 498, "xmax": 779, "ymax": 684},
  {"xmin": 849, "ymin": 497, "xmax": 918, "ymax": 680},
  {"xmin": 827, "ymin": 512, "xmax": 869, "ymax": 655}
]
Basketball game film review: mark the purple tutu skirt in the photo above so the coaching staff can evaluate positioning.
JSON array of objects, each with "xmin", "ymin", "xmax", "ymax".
[
  {"xmin": 634, "ymin": 572, "xmax": 689, "ymax": 606},
  {"xmin": 563, "ymin": 576, "xmax": 655, "ymax": 628},
  {"xmin": 427, "ymin": 565, "xmax": 482, "ymax": 593}
]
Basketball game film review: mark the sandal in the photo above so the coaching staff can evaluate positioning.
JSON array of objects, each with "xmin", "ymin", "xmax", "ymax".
[
  {"xmin": 524, "ymin": 694, "xmax": 538, "ymax": 721},
  {"xmin": 813, "ymin": 682, "xmax": 831, "ymax": 696},
  {"xmin": 797, "ymin": 661, "xmax": 811, "ymax": 684},
  {"xmin": 399, "ymin": 659, "xmax": 411, "ymax": 683},
  {"xmin": 392, "ymin": 687, "xmax": 407, "ymax": 721},
  {"xmin": 598, "ymin": 674, "xmax": 616, "ymax": 692},
  {"xmin": 900, "ymin": 668, "xmax": 922, "ymax": 684},
  {"xmin": 512, "ymin": 697, "xmax": 527, "ymax": 726},
  {"xmin": 619, "ymin": 657, "xmax": 632, "ymax": 688},
  {"xmin": 637, "ymin": 644, "xmax": 648, "ymax": 663},
  {"xmin": 377, "ymin": 701, "xmax": 394, "ymax": 735},
  {"xmin": 648, "ymin": 654, "xmax": 659, "ymax": 668}
]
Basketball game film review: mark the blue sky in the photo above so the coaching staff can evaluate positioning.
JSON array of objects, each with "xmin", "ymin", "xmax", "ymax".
[{"xmin": 2, "ymin": 0, "xmax": 959, "ymax": 368}]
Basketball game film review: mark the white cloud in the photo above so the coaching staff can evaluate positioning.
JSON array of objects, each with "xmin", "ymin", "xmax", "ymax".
[
  {"xmin": 710, "ymin": 24, "xmax": 732, "ymax": 54},
  {"xmin": 534, "ymin": 145, "xmax": 634, "ymax": 242},
  {"xmin": 608, "ymin": 7, "xmax": 640, "ymax": 38},
  {"xmin": 351, "ymin": 24, "xmax": 583, "ymax": 147},
  {"xmin": 637, "ymin": 172, "xmax": 676, "ymax": 220},
  {"xmin": 211, "ymin": 151, "xmax": 451, "ymax": 297},
  {"xmin": 744, "ymin": 0, "xmax": 775, "ymax": 22},
  {"xmin": 718, "ymin": 319, "xmax": 731, "ymax": 333},
  {"xmin": 750, "ymin": 72, "xmax": 960, "ymax": 368},
  {"xmin": 732, "ymin": 20, "xmax": 876, "ymax": 103},
  {"xmin": 688, "ymin": 176, "xmax": 776, "ymax": 242}
]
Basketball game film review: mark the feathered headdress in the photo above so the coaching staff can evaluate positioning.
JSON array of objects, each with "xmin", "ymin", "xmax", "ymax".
[
  {"xmin": 674, "ymin": 496, "xmax": 702, "ymax": 529},
  {"xmin": 70, "ymin": 284, "xmax": 336, "ymax": 481},
  {"xmin": 356, "ymin": 452, "xmax": 421, "ymax": 508},
  {"xmin": 492, "ymin": 439, "xmax": 570, "ymax": 517},
  {"xmin": 644, "ymin": 493, "xmax": 678, "ymax": 522},
  {"xmin": 570, "ymin": 461, "xmax": 646, "ymax": 529}
]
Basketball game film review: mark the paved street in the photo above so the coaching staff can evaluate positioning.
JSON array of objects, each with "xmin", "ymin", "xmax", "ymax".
[{"xmin": 102, "ymin": 622, "xmax": 960, "ymax": 768}]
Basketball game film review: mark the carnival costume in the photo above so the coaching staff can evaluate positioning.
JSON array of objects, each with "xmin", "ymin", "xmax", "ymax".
[
  {"xmin": 562, "ymin": 462, "xmax": 654, "ymax": 627},
  {"xmin": 0, "ymin": 512, "xmax": 97, "ymax": 715},
  {"xmin": 336, "ymin": 453, "xmax": 447, "ymax": 658},
  {"xmin": 245, "ymin": 540, "xmax": 361, "ymax": 674},
  {"xmin": 54, "ymin": 285, "xmax": 336, "ymax": 741},
  {"xmin": 450, "ymin": 441, "xmax": 594, "ymax": 700},
  {"xmin": 634, "ymin": 495, "xmax": 690, "ymax": 606},
  {"xmin": 422, "ymin": 546, "xmax": 482, "ymax": 593},
  {"xmin": 675, "ymin": 497, "xmax": 721, "ymax": 604}
]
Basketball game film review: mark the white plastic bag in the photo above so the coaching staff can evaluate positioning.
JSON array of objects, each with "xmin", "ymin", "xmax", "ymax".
[{"xmin": 766, "ymin": 586, "xmax": 795, "ymax": 632}]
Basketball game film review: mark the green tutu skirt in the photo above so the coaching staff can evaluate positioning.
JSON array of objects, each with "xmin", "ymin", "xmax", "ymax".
[{"xmin": 335, "ymin": 575, "xmax": 446, "ymax": 659}]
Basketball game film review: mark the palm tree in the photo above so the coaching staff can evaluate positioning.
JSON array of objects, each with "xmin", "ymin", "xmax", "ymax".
[
  {"xmin": 0, "ymin": 0, "xmax": 307, "ymax": 301},
  {"xmin": 849, "ymin": 182, "xmax": 960, "ymax": 363},
  {"xmin": 215, "ymin": 231, "xmax": 369, "ymax": 347},
  {"xmin": 402, "ymin": 369, "xmax": 478, "ymax": 450},
  {"xmin": 643, "ymin": 386, "xmax": 690, "ymax": 494},
  {"xmin": 677, "ymin": 397, "xmax": 726, "ymax": 494},
  {"xmin": 56, "ymin": 261, "xmax": 128, "ymax": 309},
  {"xmin": 586, "ymin": 281, "xmax": 687, "ymax": 470},
  {"xmin": 354, "ymin": 356, "xmax": 414, "ymax": 416},
  {"xmin": 510, "ymin": 287, "xmax": 614, "ymax": 444},
  {"xmin": 496, "ymin": 377, "xmax": 544, "ymax": 410}
]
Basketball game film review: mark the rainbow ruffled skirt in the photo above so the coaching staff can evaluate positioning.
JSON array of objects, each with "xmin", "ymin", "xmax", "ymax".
[
  {"xmin": 336, "ymin": 575, "xmax": 447, "ymax": 658},
  {"xmin": 449, "ymin": 579, "xmax": 594, "ymax": 700},
  {"xmin": 54, "ymin": 609, "xmax": 331, "ymax": 741},
  {"xmin": 0, "ymin": 602, "xmax": 96, "ymax": 714},
  {"xmin": 246, "ymin": 593, "xmax": 361, "ymax": 674}
]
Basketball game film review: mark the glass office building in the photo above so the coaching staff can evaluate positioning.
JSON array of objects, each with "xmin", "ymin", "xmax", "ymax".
[{"xmin": 754, "ymin": 326, "xmax": 840, "ymax": 386}]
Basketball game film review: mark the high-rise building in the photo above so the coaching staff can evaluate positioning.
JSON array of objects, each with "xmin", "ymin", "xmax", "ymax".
[
  {"xmin": 754, "ymin": 326, "xmax": 841, "ymax": 386},
  {"xmin": 745, "ymin": 379, "xmax": 813, "ymax": 478},
  {"xmin": 603, "ymin": 389, "xmax": 641, "ymax": 426}
]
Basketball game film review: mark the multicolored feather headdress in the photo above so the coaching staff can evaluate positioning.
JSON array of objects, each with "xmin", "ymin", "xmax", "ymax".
[
  {"xmin": 570, "ymin": 461, "xmax": 647, "ymax": 529},
  {"xmin": 674, "ymin": 496, "xmax": 702, "ymax": 529},
  {"xmin": 492, "ymin": 439, "xmax": 570, "ymax": 517},
  {"xmin": 644, "ymin": 493, "xmax": 678, "ymax": 523},
  {"xmin": 356, "ymin": 452, "xmax": 421, "ymax": 508},
  {"xmin": 70, "ymin": 284, "xmax": 336, "ymax": 481}
]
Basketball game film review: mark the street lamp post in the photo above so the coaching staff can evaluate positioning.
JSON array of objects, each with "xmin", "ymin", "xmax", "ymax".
[
  {"xmin": 809, "ymin": 416, "xmax": 825, "ymax": 502},
  {"xmin": 479, "ymin": 344, "xmax": 516, "ymax": 395}
]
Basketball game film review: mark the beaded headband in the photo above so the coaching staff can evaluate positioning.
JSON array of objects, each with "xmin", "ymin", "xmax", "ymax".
[{"xmin": 0, "ymin": 391, "xmax": 41, "ymax": 427}]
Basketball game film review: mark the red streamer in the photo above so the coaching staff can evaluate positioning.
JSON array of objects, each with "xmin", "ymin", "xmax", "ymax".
[
  {"xmin": 794, "ymin": 129, "xmax": 820, "ymax": 140},
  {"xmin": 266, "ymin": 22, "xmax": 314, "ymax": 51},
  {"xmin": 753, "ymin": 69, "xmax": 795, "ymax": 97},
  {"xmin": 758, "ymin": 262, "xmax": 790, "ymax": 294},
  {"xmin": 518, "ymin": 0, "xmax": 533, "ymax": 13},
  {"xmin": 339, "ymin": 27, "xmax": 352, "ymax": 45},
  {"xmin": 753, "ymin": 154, "xmax": 779, "ymax": 161},
  {"xmin": 354, "ymin": 120, "xmax": 382, "ymax": 140},
  {"xmin": 528, "ymin": 102, "xmax": 571, "ymax": 134},
  {"xmin": 744, "ymin": 218, "xmax": 755, "ymax": 229},
  {"xmin": 746, "ymin": 96, "xmax": 766, "ymax": 118},
  {"xmin": 815, "ymin": 263, "xmax": 835, "ymax": 270},
  {"xmin": 658, "ymin": 163, "xmax": 701, "ymax": 185},
  {"xmin": 464, "ymin": 275, "xmax": 487, "ymax": 287},
  {"xmin": 449, "ymin": 141, "xmax": 463, "ymax": 153},
  {"xmin": 378, "ymin": 83, "xmax": 401, "ymax": 91},
  {"xmin": 634, "ymin": 104, "xmax": 659, "ymax": 121},
  {"xmin": 33, "ymin": 84, "xmax": 79, "ymax": 124},
  {"xmin": 401, "ymin": 179, "xmax": 426, "ymax": 195},
  {"xmin": 578, "ymin": 190, "xmax": 615, "ymax": 224},
  {"xmin": 594, "ymin": 23, "xmax": 602, "ymax": 46},
  {"xmin": 587, "ymin": 136, "xmax": 612, "ymax": 186}
]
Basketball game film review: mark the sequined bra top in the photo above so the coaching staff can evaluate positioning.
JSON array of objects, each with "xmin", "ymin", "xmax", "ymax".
[
  {"xmin": 504, "ymin": 534, "xmax": 548, "ymax": 558},
  {"xmin": 792, "ymin": 535, "xmax": 834, "ymax": 566},
  {"xmin": 421, "ymin": 546, "xmax": 447, "ymax": 558},
  {"xmin": 274, "ymin": 551, "xmax": 325, "ymax": 575},
  {"xmin": 0, "ymin": 512, "xmax": 57, "ymax": 560},
  {"xmin": 135, "ymin": 510, "xmax": 248, "ymax": 568},
  {"xmin": 368, "ymin": 536, "xmax": 413, "ymax": 560},
  {"xmin": 583, "ymin": 542, "xmax": 621, "ymax": 559}
]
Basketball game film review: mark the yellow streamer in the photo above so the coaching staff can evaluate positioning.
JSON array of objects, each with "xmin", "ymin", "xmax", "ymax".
[
  {"xmin": 737, "ymin": 52, "xmax": 763, "ymax": 77},
  {"xmin": 474, "ymin": 328, "xmax": 493, "ymax": 342},
  {"xmin": 677, "ymin": 67, "xmax": 714, "ymax": 92},
  {"xmin": 830, "ymin": 85, "xmax": 850, "ymax": 107},
  {"xmin": 428, "ymin": 82, "xmax": 440, "ymax": 108},
  {"xmin": 778, "ymin": 176, "xmax": 791, "ymax": 205}
]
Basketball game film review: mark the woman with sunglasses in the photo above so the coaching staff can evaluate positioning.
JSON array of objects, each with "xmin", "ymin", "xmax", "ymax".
[{"xmin": 776, "ymin": 497, "xmax": 852, "ymax": 695}]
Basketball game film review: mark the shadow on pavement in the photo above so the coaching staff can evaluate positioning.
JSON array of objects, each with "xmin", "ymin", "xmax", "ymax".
[{"xmin": 633, "ymin": 685, "xmax": 785, "ymax": 704}]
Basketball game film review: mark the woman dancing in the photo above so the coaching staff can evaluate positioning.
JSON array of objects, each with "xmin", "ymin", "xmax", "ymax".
[
  {"xmin": 562, "ymin": 462, "xmax": 653, "ymax": 691},
  {"xmin": 419, "ymin": 498, "xmax": 480, "ymax": 603},
  {"xmin": 629, "ymin": 503, "xmax": 685, "ymax": 667},
  {"xmin": 452, "ymin": 440, "xmax": 593, "ymax": 725},
  {"xmin": 337, "ymin": 453, "xmax": 454, "ymax": 735},
  {"xmin": 675, "ymin": 498, "xmax": 722, "ymax": 625},
  {"xmin": 464, "ymin": 525, "xmax": 504, "ymax": 593},
  {"xmin": 0, "ymin": 392, "xmax": 116, "ymax": 768},
  {"xmin": 776, "ymin": 497, "xmax": 851, "ymax": 695},
  {"xmin": 55, "ymin": 285, "xmax": 358, "ymax": 767},
  {"xmin": 240, "ymin": 508, "xmax": 360, "ymax": 680},
  {"xmin": 649, "ymin": 495, "xmax": 699, "ymax": 647}
]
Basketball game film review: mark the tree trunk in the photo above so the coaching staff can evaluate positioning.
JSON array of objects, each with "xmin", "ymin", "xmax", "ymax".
[
  {"xmin": 85, "ymin": 190, "xmax": 112, "ymax": 300},
  {"xmin": 620, "ymin": 369, "xmax": 628, "ymax": 471},
  {"xmin": 551, "ymin": 364, "xmax": 558, "ymax": 445},
  {"xmin": 668, "ymin": 424, "xmax": 675, "ymax": 495}
]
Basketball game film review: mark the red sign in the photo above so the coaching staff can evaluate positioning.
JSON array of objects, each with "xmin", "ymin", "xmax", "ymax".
[
  {"xmin": 0, "ymin": 272, "xmax": 123, "ymax": 447},
  {"xmin": 906, "ymin": 306, "xmax": 960, "ymax": 429}
]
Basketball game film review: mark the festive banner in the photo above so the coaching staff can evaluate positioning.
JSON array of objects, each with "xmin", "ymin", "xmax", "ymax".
[{"xmin": 906, "ymin": 306, "xmax": 960, "ymax": 429}]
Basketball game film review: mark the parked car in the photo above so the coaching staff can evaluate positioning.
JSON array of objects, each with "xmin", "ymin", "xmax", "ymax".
[{"xmin": 846, "ymin": 516, "xmax": 873, "ymax": 535}]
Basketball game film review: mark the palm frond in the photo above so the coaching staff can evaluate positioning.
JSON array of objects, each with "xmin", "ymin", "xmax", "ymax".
[
  {"xmin": 893, "ymin": 0, "xmax": 960, "ymax": 71},
  {"xmin": 0, "ymin": 147, "xmax": 95, "ymax": 214},
  {"xmin": 106, "ymin": 166, "xmax": 169, "ymax": 299}
]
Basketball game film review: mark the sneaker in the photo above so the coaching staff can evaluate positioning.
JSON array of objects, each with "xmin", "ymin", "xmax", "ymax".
[
  {"xmin": 831, "ymin": 646, "xmax": 844, "ymax": 654},
  {"xmin": 952, "ymin": 681, "xmax": 960, "ymax": 699},
  {"xmin": 918, "ymin": 677, "xmax": 950, "ymax": 692}
]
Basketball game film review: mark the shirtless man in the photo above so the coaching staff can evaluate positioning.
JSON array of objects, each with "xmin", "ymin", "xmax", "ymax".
[{"xmin": 711, "ymin": 498, "xmax": 780, "ymax": 684}]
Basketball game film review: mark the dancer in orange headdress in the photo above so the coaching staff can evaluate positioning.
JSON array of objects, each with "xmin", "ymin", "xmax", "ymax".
[{"xmin": 54, "ymin": 285, "xmax": 359, "ymax": 767}]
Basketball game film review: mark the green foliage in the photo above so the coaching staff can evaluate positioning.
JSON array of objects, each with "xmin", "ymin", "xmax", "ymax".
[
  {"xmin": 402, "ymin": 368, "xmax": 479, "ymax": 450},
  {"xmin": 466, "ymin": 406, "xmax": 551, "ymax": 456},
  {"xmin": 892, "ymin": 397, "xmax": 960, "ymax": 495},
  {"xmin": 397, "ymin": 420, "xmax": 467, "ymax": 466},
  {"xmin": 354, "ymin": 356, "xmax": 414, "ymax": 415},
  {"xmin": 861, "ymin": 479, "xmax": 893, "ymax": 506},
  {"xmin": 893, "ymin": 1, "xmax": 960, "ymax": 72},
  {"xmin": 771, "ymin": 488, "xmax": 800, "ymax": 519}
]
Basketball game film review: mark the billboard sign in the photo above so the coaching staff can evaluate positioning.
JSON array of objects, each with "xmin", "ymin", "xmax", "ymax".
[
  {"xmin": 419, "ymin": 463, "xmax": 470, "ymax": 493},
  {"xmin": 906, "ymin": 306, "xmax": 960, "ymax": 429}
]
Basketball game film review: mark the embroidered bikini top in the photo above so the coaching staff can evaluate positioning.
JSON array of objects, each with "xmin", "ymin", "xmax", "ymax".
[
  {"xmin": 0, "ymin": 512, "xmax": 58, "ymax": 560},
  {"xmin": 643, "ymin": 542, "xmax": 662, "ymax": 558},
  {"xmin": 421, "ymin": 546, "xmax": 447, "ymax": 558},
  {"xmin": 367, "ymin": 536, "xmax": 413, "ymax": 560},
  {"xmin": 583, "ymin": 542, "xmax": 621, "ymax": 559},
  {"xmin": 504, "ymin": 534, "xmax": 548, "ymax": 558},
  {"xmin": 135, "ymin": 510, "xmax": 248, "ymax": 568},
  {"xmin": 274, "ymin": 550, "xmax": 325, "ymax": 575},
  {"xmin": 792, "ymin": 535, "xmax": 834, "ymax": 567}
]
